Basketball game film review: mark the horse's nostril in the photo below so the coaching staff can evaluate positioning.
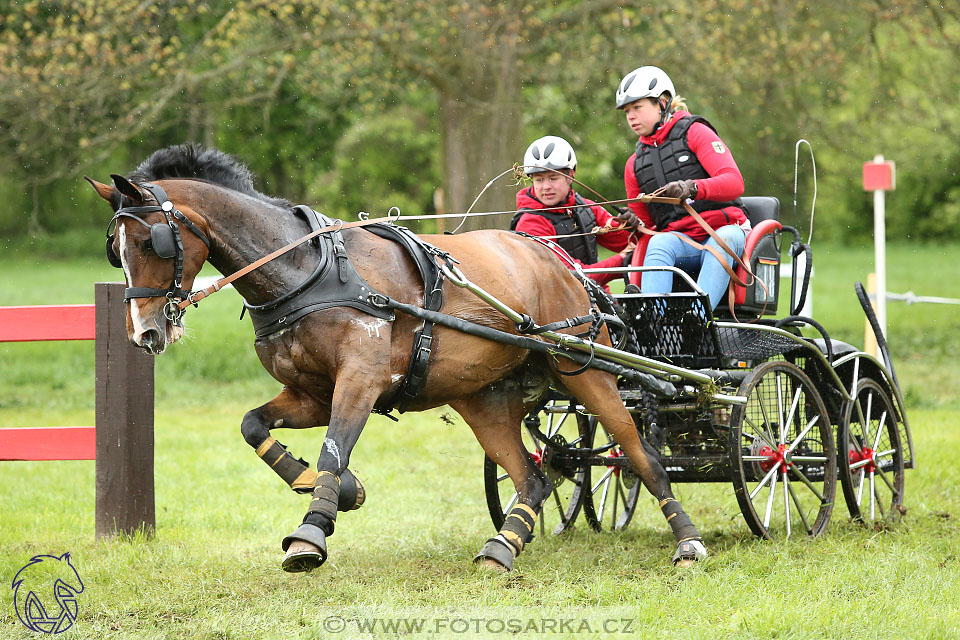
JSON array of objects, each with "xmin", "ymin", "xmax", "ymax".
[{"xmin": 140, "ymin": 328, "xmax": 162, "ymax": 352}]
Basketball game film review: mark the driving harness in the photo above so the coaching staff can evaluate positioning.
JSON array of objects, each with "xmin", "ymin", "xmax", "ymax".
[
  {"xmin": 106, "ymin": 187, "xmax": 447, "ymax": 414},
  {"xmin": 242, "ymin": 206, "xmax": 448, "ymax": 414},
  {"xmin": 242, "ymin": 206, "xmax": 394, "ymax": 337}
]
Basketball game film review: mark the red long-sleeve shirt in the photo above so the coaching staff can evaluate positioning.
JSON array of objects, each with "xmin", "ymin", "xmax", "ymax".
[
  {"xmin": 514, "ymin": 187, "xmax": 630, "ymax": 286},
  {"xmin": 623, "ymin": 110, "xmax": 747, "ymax": 241}
]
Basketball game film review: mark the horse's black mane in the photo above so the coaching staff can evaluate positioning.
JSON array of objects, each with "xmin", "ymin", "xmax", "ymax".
[{"xmin": 128, "ymin": 143, "xmax": 291, "ymax": 209}]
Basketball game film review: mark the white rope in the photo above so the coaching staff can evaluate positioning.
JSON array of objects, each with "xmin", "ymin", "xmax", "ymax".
[{"xmin": 882, "ymin": 291, "xmax": 960, "ymax": 306}]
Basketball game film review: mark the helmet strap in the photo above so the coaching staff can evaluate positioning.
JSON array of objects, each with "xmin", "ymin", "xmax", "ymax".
[{"xmin": 652, "ymin": 96, "xmax": 671, "ymax": 134}]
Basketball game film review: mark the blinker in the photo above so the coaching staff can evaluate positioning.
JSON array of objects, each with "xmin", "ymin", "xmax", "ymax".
[
  {"xmin": 149, "ymin": 222, "xmax": 178, "ymax": 259},
  {"xmin": 106, "ymin": 235, "xmax": 122, "ymax": 268}
]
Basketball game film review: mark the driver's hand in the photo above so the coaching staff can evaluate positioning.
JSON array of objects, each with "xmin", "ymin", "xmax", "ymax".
[{"xmin": 615, "ymin": 210, "xmax": 641, "ymax": 231}]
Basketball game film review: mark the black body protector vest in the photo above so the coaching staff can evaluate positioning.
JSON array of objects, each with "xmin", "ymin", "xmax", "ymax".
[
  {"xmin": 633, "ymin": 114, "xmax": 743, "ymax": 229},
  {"xmin": 510, "ymin": 193, "xmax": 599, "ymax": 265}
]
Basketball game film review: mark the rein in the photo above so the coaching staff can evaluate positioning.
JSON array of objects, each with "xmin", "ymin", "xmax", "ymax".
[
  {"xmin": 175, "ymin": 194, "xmax": 676, "ymax": 312},
  {"xmin": 125, "ymin": 189, "xmax": 756, "ymax": 315}
]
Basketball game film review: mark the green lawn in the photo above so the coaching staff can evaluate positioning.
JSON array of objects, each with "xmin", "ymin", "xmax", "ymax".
[{"xmin": 2, "ymin": 242, "xmax": 959, "ymax": 639}]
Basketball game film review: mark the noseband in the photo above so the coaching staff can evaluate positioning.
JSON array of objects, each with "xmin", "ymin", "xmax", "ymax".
[{"xmin": 105, "ymin": 182, "xmax": 210, "ymax": 324}]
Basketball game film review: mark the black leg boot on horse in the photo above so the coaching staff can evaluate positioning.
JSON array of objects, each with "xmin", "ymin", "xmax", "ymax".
[
  {"xmin": 279, "ymin": 372, "xmax": 382, "ymax": 573},
  {"xmin": 240, "ymin": 391, "xmax": 365, "ymax": 510},
  {"xmin": 558, "ymin": 365, "xmax": 708, "ymax": 566}
]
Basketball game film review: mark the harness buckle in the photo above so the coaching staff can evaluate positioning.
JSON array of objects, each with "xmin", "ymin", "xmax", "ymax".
[{"xmin": 368, "ymin": 293, "xmax": 390, "ymax": 308}]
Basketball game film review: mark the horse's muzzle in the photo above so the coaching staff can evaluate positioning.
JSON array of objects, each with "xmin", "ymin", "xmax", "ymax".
[{"xmin": 138, "ymin": 328, "xmax": 165, "ymax": 355}]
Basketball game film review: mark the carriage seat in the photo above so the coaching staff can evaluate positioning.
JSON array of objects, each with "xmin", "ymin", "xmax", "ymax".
[
  {"xmin": 740, "ymin": 196, "xmax": 780, "ymax": 224},
  {"xmin": 668, "ymin": 197, "xmax": 782, "ymax": 318},
  {"xmin": 721, "ymin": 196, "xmax": 782, "ymax": 318}
]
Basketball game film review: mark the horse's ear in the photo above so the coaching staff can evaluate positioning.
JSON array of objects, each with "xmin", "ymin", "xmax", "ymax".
[
  {"xmin": 110, "ymin": 174, "xmax": 144, "ymax": 203},
  {"xmin": 84, "ymin": 176, "xmax": 115, "ymax": 203}
]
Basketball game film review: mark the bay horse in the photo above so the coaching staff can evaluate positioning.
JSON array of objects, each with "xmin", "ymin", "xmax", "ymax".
[{"xmin": 87, "ymin": 144, "xmax": 707, "ymax": 572}]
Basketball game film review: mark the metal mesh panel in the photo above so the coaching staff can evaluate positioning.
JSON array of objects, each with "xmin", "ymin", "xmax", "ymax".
[
  {"xmin": 716, "ymin": 325, "xmax": 805, "ymax": 361},
  {"xmin": 618, "ymin": 294, "xmax": 721, "ymax": 366}
]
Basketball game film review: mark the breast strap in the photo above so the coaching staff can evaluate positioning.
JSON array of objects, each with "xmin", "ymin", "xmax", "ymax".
[{"xmin": 243, "ymin": 206, "xmax": 394, "ymax": 337}]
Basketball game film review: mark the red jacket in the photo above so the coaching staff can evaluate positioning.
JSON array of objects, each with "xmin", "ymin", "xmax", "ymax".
[
  {"xmin": 514, "ymin": 187, "xmax": 631, "ymax": 286},
  {"xmin": 624, "ymin": 110, "xmax": 747, "ymax": 238},
  {"xmin": 624, "ymin": 111, "xmax": 747, "ymax": 284}
]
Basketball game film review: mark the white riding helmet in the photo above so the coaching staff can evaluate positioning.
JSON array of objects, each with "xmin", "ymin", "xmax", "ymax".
[
  {"xmin": 616, "ymin": 66, "xmax": 675, "ymax": 110},
  {"xmin": 523, "ymin": 136, "xmax": 577, "ymax": 175}
]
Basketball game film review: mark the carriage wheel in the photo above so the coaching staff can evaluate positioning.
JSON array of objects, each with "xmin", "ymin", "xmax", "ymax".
[
  {"xmin": 582, "ymin": 416, "xmax": 641, "ymax": 531},
  {"xmin": 838, "ymin": 378, "xmax": 905, "ymax": 524},
  {"xmin": 730, "ymin": 360, "xmax": 837, "ymax": 539},
  {"xmin": 483, "ymin": 400, "xmax": 590, "ymax": 538}
]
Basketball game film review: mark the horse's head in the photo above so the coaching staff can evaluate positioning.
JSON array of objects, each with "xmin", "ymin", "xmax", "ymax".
[{"xmin": 87, "ymin": 174, "xmax": 211, "ymax": 354}]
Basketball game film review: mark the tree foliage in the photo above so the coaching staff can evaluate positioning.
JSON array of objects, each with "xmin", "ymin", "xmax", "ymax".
[{"xmin": 0, "ymin": 0, "xmax": 958, "ymax": 244}]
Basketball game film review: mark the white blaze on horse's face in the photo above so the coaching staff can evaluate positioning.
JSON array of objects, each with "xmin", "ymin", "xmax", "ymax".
[{"xmin": 118, "ymin": 223, "xmax": 184, "ymax": 354}]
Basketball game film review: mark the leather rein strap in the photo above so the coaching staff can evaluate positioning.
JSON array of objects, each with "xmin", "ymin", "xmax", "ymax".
[
  {"xmin": 177, "ymin": 212, "xmax": 402, "ymax": 311},
  {"xmin": 179, "ymin": 194, "xmax": 761, "ymax": 312}
]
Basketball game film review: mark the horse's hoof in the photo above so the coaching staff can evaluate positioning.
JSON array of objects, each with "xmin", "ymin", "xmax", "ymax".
[
  {"xmin": 478, "ymin": 557, "xmax": 510, "ymax": 573},
  {"xmin": 282, "ymin": 541, "xmax": 324, "ymax": 573},
  {"xmin": 281, "ymin": 523, "xmax": 327, "ymax": 573},
  {"xmin": 672, "ymin": 539, "xmax": 707, "ymax": 567},
  {"xmin": 474, "ymin": 537, "xmax": 515, "ymax": 572}
]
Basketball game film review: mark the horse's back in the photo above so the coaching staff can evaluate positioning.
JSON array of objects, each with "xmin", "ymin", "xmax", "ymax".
[{"xmin": 422, "ymin": 229, "xmax": 591, "ymax": 322}]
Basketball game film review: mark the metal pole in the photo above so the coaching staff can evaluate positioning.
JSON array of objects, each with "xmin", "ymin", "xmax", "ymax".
[{"xmin": 872, "ymin": 154, "xmax": 887, "ymax": 360}]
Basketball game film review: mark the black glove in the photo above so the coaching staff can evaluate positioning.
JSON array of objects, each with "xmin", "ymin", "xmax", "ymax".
[
  {"xmin": 660, "ymin": 179, "xmax": 698, "ymax": 200},
  {"xmin": 614, "ymin": 209, "xmax": 641, "ymax": 231}
]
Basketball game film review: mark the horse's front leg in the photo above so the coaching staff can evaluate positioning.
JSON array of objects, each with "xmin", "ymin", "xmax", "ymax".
[
  {"xmin": 280, "ymin": 368, "xmax": 387, "ymax": 573},
  {"xmin": 240, "ymin": 388, "xmax": 365, "ymax": 509}
]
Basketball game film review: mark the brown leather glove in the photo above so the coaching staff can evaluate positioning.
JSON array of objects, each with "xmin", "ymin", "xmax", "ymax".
[
  {"xmin": 660, "ymin": 179, "xmax": 698, "ymax": 200},
  {"xmin": 614, "ymin": 209, "xmax": 641, "ymax": 231}
]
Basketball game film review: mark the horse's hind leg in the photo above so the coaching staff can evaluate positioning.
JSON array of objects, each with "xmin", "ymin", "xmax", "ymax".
[
  {"xmin": 451, "ymin": 384, "xmax": 551, "ymax": 572},
  {"xmin": 561, "ymin": 368, "xmax": 707, "ymax": 566},
  {"xmin": 240, "ymin": 388, "xmax": 365, "ymax": 508}
]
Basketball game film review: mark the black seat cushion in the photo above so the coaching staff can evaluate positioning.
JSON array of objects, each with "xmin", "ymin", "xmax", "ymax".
[{"xmin": 740, "ymin": 196, "xmax": 780, "ymax": 225}]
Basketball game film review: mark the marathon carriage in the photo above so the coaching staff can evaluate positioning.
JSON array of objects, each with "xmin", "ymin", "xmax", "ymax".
[{"xmin": 483, "ymin": 196, "xmax": 913, "ymax": 541}]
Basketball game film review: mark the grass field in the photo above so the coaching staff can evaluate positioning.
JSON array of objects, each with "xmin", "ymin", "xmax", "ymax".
[{"xmin": 2, "ymin": 241, "xmax": 960, "ymax": 639}]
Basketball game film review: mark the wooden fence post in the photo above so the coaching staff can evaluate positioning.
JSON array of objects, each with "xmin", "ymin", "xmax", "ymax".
[{"xmin": 95, "ymin": 282, "xmax": 155, "ymax": 538}]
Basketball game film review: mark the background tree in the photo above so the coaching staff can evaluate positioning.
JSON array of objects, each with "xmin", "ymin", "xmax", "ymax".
[{"xmin": 0, "ymin": 0, "xmax": 958, "ymax": 245}]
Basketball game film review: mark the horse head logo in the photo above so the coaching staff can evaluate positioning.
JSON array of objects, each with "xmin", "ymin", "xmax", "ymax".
[{"xmin": 11, "ymin": 553, "xmax": 84, "ymax": 634}]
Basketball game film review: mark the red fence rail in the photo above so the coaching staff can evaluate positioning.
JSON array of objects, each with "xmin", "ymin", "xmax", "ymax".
[
  {"xmin": 0, "ymin": 304, "xmax": 96, "ymax": 342},
  {"xmin": 0, "ymin": 283, "xmax": 155, "ymax": 537},
  {"xmin": 0, "ymin": 304, "xmax": 97, "ymax": 461}
]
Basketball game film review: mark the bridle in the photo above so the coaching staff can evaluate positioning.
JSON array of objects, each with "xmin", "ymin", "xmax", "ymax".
[{"xmin": 105, "ymin": 182, "xmax": 210, "ymax": 325}]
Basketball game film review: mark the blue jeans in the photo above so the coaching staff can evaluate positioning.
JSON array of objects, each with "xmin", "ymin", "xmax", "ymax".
[{"xmin": 641, "ymin": 225, "xmax": 747, "ymax": 310}]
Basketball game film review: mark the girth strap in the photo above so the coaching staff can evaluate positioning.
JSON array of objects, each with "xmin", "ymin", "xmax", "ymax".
[{"xmin": 365, "ymin": 223, "xmax": 447, "ymax": 414}]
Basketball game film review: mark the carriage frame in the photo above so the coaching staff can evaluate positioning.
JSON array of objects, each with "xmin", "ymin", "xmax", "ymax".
[{"xmin": 478, "ymin": 202, "xmax": 912, "ymax": 542}]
